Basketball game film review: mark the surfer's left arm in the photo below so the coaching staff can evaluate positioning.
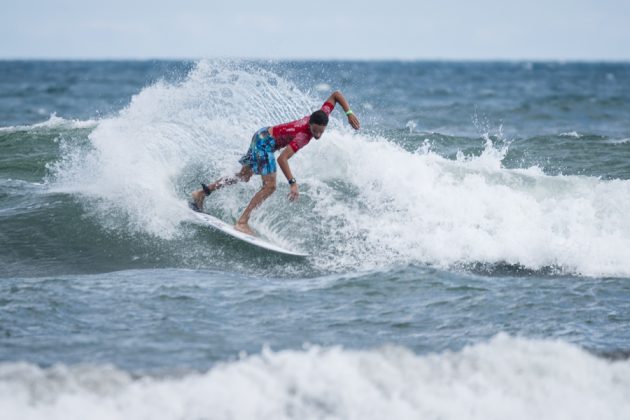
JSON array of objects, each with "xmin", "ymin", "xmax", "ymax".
[
  {"xmin": 277, "ymin": 147, "xmax": 299, "ymax": 201},
  {"xmin": 325, "ymin": 91, "xmax": 360, "ymax": 130}
]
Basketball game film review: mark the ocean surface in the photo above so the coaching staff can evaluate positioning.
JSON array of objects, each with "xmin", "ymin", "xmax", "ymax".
[{"xmin": 1, "ymin": 60, "xmax": 630, "ymax": 419}]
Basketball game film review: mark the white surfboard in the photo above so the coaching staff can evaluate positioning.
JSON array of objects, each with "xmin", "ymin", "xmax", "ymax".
[{"xmin": 191, "ymin": 210, "xmax": 309, "ymax": 257}]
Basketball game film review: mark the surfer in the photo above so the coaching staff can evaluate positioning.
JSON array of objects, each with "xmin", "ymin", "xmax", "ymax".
[{"xmin": 190, "ymin": 90, "xmax": 360, "ymax": 235}]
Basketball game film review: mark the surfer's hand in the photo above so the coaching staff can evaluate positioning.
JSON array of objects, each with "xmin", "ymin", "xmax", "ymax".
[
  {"xmin": 348, "ymin": 113, "xmax": 360, "ymax": 130},
  {"xmin": 288, "ymin": 183, "xmax": 299, "ymax": 202}
]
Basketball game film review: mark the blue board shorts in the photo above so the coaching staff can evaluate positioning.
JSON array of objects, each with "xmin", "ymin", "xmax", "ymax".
[{"xmin": 239, "ymin": 128, "xmax": 277, "ymax": 175}]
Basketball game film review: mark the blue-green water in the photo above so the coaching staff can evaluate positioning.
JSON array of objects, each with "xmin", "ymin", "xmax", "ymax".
[{"xmin": 1, "ymin": 60, "xmax": 630, "ymax": 419}]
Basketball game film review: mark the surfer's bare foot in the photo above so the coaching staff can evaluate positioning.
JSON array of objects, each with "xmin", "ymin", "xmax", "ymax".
[
  {"xmin": 234, "ymin": 222, "xmax": 255, "ymax": 236},
  {"xmin": 191, "ymin": 190, "xmax": 205, "ymax": 212}
]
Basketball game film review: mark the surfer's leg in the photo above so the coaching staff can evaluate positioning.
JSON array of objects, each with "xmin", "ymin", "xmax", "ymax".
[
  {"xmin": 190, "ymin": 189, "xmax": 206, "ymax": 211},
  {"xmin": 191, "ymin": 166, "xmax": 253, "ymax": 211},
  {"xmin": 209, "ymin": 165, "xmax": 253, "ymax": 189},
  {"xmin": 234, "ymin": 173, "xmax": 276, "ymax": 235},
  {"xmin": 206, "ymin": 165, "xmax": 253, "ymax": 191}
]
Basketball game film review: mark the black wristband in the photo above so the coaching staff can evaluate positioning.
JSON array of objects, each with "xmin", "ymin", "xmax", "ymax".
[{"xmin": 288, "ymin": 178, "xmax": 296, "ymax": 185}]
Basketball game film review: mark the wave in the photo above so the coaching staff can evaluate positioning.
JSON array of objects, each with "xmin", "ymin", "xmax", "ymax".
[
  {"xmin": 45, "ymin": 60, "xmax": 630, "ymax": 277},
  {"xmin": 1, "ymin": 335, "xmax": 629, "ymax": 420},
  {"xmin": 0, "ymin": 113, "xmax": 99, "ymax": 133},
  {"xmin": 559, "ymin": 131, "xmax": 582, "ymax": 138}
]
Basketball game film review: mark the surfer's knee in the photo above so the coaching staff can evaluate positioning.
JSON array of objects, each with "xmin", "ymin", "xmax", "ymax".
[
  {"xmin": 262, "ymin": 178, "xmax": 276, "ymax": 194},
  {"xmin": 263, "ymin": 182, "xmax": 276, "ymax": 194},
  {"xmin": 237, "ymin": 166, "xmax": 253, "ymax": 182}
]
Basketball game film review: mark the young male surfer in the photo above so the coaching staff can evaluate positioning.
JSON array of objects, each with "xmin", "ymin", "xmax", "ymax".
[{"xmin": 190, "ymin": 90, "xmax": 360, "ymax": 236}]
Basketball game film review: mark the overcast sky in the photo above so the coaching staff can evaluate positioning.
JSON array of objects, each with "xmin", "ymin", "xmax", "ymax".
[{"xmin": 2, "ymin": 0, "xmax": 629, "ymax": 60}]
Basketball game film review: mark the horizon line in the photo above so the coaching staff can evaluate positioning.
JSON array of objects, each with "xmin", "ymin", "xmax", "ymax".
[{"xmin": 1, "ymin": 56, "xmax": 630, "ymax": 64}]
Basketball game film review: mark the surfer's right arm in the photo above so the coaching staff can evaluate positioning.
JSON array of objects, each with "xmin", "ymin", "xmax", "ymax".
[{"xmin": 277, "ymin": 147, "xmax": 299, "ymax": 201}]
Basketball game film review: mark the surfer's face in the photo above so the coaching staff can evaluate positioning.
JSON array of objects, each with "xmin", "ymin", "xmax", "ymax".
[{"xmin": 310, "ymin": 123, "xmax": 326, "ymax": 139}]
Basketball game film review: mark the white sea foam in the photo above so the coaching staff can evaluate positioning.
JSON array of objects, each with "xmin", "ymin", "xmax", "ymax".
[
  {"xmin": 0, "ymin": 113, "xmax": 98, "ymax": 132},
  {"xmin": 49, "ymin": 60, "xmax": 630, "ymax": 276},
  {"xmin": 1, "ymin": 335, "xmax": 629, "ymax": 420},
  {"xmin": 559, "ymin": 131, "xmax": 582, "ymax": 138},
  {"xmin": 300, "ymin": 130, "xmax": 630, "ymax": 276}
]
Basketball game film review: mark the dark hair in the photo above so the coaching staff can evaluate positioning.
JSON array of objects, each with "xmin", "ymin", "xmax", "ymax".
[{"xmin": 309, "ymin": 110, "xmax": 329, "ymax": 126}]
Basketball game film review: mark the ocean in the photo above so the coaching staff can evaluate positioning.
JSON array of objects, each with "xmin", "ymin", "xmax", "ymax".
[{"xmin": 1, "ymin": 59, "xmax": 630, "ymax": 419}]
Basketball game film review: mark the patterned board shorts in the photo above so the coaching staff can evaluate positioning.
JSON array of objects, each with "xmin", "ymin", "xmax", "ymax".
[{"xmin": 239, "ymin": 127, "xmax": 277, "ymax": 175}]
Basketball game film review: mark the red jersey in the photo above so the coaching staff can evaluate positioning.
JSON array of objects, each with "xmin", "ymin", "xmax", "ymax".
[{"xmin": 270, "ymin": 101, "xmax": 335, "ymax": 153}]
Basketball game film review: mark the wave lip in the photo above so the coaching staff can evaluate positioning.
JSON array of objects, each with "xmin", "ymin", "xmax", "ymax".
[{"xmin": 1, "ymin": 335, "xmax": 629, "ymax": 420}]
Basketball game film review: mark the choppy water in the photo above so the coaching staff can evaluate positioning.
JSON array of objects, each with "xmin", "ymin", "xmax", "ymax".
[{"xmin": 1, "ymin": 60, "xmax": 630, "ymax": 419}]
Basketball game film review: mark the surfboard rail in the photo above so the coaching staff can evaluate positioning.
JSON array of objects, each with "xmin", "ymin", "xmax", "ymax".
[{"xmin": 191, "ymin": 210, "xmax": 309, "ymax": 257}]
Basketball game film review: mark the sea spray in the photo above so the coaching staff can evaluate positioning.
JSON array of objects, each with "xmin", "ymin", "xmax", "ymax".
[{"xmin": 49, "ymin": 61, "xmax": 314, "ymax": 239}]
